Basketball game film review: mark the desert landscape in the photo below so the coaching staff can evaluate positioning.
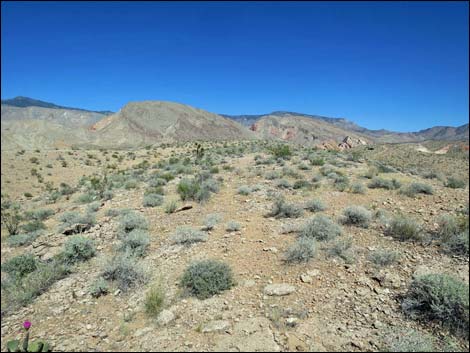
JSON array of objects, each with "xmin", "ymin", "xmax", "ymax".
[{"xmin": 1, "ymin": 97, "xmax": 469, "ymax": 352}]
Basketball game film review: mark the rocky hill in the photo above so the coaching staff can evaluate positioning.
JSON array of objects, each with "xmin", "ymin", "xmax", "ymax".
[
  {"xmin": 89, "ymin": 101, "xmax": 257, "ymax": 148},
  {"xmin": 224, "ymin": 111, "xmax": 469, "ymax": 143}
]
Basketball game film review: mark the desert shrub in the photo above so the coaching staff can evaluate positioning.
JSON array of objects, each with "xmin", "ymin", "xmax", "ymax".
[
  {"xmin": 237, "ymin": 185, "xmax": 252, "ymax": 195},
  {"xmin": 284, "ymin": 237, "xmax": 316, "ymax": 263},
  {"xmin": 87, "ymin": 201, "xmax": 101, "ymax": 213},
  {"xmin": 1, "ymin": 198, "xmax": 22, "ymax": 235},
  {"xmin": 369, "ymin": 249, "xmax": 400, "ymax": 267},
  {"xmin": 118, "ymin": 229, "xmax": 150, "ymax": 257},
  {"xmin": 271, "ymin": 145, "xmax": 292, "ymax": 159},
  {"xmin": 59, "ymin": 182, "xmax": 75, "ymax": 195},
  {"xmin": 297, "ymin": 162, "xmax": 310, "ymax": 170},
  {"xmin": 226, "ymin": 220, "xmax": 241, "ymax": 232},
  {"xmin": 327, "ymin": 237, "xmax": 354, "ymax": 263},
  {"xmin": 171, "ymin": 227, "xmax": 208, "ymax": 245},
  {"xmin": 380, "ymin": 328, "xmax": 437, "ymax": 352},
  {"xmin": 25, "ymin": 208, "xmax": 54, "ymax": 221},
  {"xmin": 442, "ymin": 230, "xmax": 469, "ymax": 257},
  {"xmin": 202, "ymin": 213, "xmax": 222, "ymax": 231},
  {"xmin": 401, "ymin": 274, "xmax": 469, "ymax": 336},
  {"xmin": 2, "ymin": 253, "xmax": 38, "ymax": 278},
  {"xmin": 436, "ymin": 214, "xmax": 469, "ymax": 256},
  {"xmin": 164, "ymin": 200, "xmax": 178, "ymax": 214},
  {"xmin": 102, "ymin": 255, "xmax": 147, "ymax": 292},
  {"xmin": 300, "ymin": 215, "xmax": 342, "ymax": 241},
  {"xmin": 309, "ymin": 157, "xmax": 325, "ymax": 166},
  {"xmin": 177, "ymin": 176, "xmax": 218, "ymax": 203},
  {"xmin": 305, "ymin": 199, "xmax": 327, "ymax": 212},
  {"xmin": 144, "ymin": 284, "xmax": 165, "ymax": 317},
  {"xmin": 350, "ymin": 182, "xmax": 366, "ymax": 194},
  {"xmin": 363, "ymin": 166, "xmax": 379, "ymax": 179},
  {"xmin": 422, "ymin": 171, "xmax": 442, "ymax": 180},
  {"xmin": 61, "ymin": 236, "xmax": 96, "ymax": 264},
  {"xmin": 267, "ymin": 196, "xmax": 303, "ymax": 219},
  {"xmin": 124, "ymin": 179, "xmax": 138, "ymax": 190},
  {"xmin": 180, "ymin": 260, "xmax": 235, "ymax": 299},
  {"xmin": 340, "ymin": 206, "xmax": 372, "ymax": 228},
  {"xmin": 148, "ymin": 177, "xmax": 167, "ymax": 187},
  {"xmin": 275, "ymin": 179, "xmax": 292, "ymax": 189},
  {"xmin": 368, "ymin": 177, "xmax": 401, "ymax": 190},
  {"xmin": 400, "ymin": 182, "xmax": 433, "ymax": 197},
  {"xmin": 1, "ymin": 259, "xmax": 70, "ymax": 311},
  {"xmin": 89, "ymin": 277, "xmax": 109, "ymax": 298},
  {"xmin": 105, "ymin": 208, "xmax": 131, "ymax": 218},
  {"xmin": 75, "ymin": 192, "xmax": 96, "ymax": 204},
  {"xmin": 21, "ymin": 220, "xmax": 46, "ymax": 233},
  {"xmin": 386, "ymin": 215, "xmax": 421, "ymax": 241},
  {"xmin": 293, "ymin": 179, "xmax": 312, "ymax": 190},
  {"xmin": 265, "ymin": 171, "xmax": 281, "ymax": 180},
  {"xmin": 117, "ymin": 211, "xmax": 148, "ymax": 237},
  {"xmin": 6, "ymin": 230, "xmax": 42, "ymax": 247},
  {"xmin": 58, "ymin": 211, "xmax": 96, "ymax": 231},
  {"xmin": 445, "ymin": 177, "xmax": 466, "ymax": 189},
  {"xmin": 143, "ymin": 193, "xmax": 164, "ymax": 207}
]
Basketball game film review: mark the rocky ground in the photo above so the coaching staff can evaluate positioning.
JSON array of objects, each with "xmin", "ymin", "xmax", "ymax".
[{"xmin": 1, "ymin": 141, "xmax": 469, "ymax": 352}]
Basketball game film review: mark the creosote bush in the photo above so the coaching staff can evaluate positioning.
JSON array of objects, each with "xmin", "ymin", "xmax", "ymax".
[
  {"xmin": 61, "ymin": 236, "xmax": 96, "ymax": 264},
  {"xmin": 368, "ymin": 177, "xmax": 401, "ymax": 190},
  {"xmin": 142, "ymin": 193, "xmax": 164, "ymax": 207},
  {"xmin": 385, "ymin": 215, "xmax": 421, "ymax": 241},
  {"xmin": 368, "ymin": 249, "xmax": 400, "ymax": 267},
  {"xmin": 266, "ymin": 196, "xmax": 303, "ymax": 219},
  {"xmin": 118, "ymin": 229, "xmax": 150, "ymax": 257},
  {"xmin": 89, "ymin": 277, "xmax": 109, "ymax": 298},
  {"xmin": 102, "ymin": 255, "xmax": 147, "ymax": 292},
  {"xmin": 400, "ymin": 182, "xmax": 433, "ymax": 197},
  {"xmin": 117, "ymin": 211, "xmax": 149, "ymax": 237},
  {"xmin": 284, "ymin": 237, "xmax": 316, "ymax": 263},
  {"xmin": 305, "ymin": 199, "xmax": 326, "ymax": 212},
  {"xmin": 402, "ymin": 274, "xmax": 469, "ymax": 337},
  {"xmin": 340, "ymin": 206, "xmax": 372, "ymax": 228},
  {"xmin": 171, "ymin": 227, "xmax": 208, "ymax": 245},
  {"xmin": 2, "ymin": 253, "xmax": 38, "ymax": 278},
  {"xmin": 300, "ymin": 215, "xmax": 342, "ymax": 241},
  {"xmin": 226, "ymin": 220, "xmax": 241, "ymax": 232},
  {"xmin": 445, "ymin": 177, "xmax": 466, "ymax": 189},
  {"xmin": 180, "ymin": 259, "xmax": 235, "ymax": 299}
]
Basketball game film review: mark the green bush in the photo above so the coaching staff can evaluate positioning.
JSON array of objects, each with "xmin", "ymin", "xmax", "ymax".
[
  {"xmin": 402, "ymin": 274, "xmax": 469, "ymax": 336},
  {"xmin": 400, "ymin": 182, "xmax": 433, "ymax": 197},
  {"xmin": 237, "ymin": 185, "xmax": 252, "ymax": 195},
  {"xmin": 202, "ymin": 213, "xmax": 222, "ymax": 231},
  {"xmin": 368, "ymin": 249, "xmax": 400, "ymax": 267},
  {"xmin": 7, "ymin": 230, "xmax": 42, "ymax": 247},
  {"xmin": 118, "ymin": 229, "xmax": 150, "ymax": 257},
  {"xmin": 284, "ymin": 237, "xmax": 316, "ymax": 264},
  {"xmin": 445, "ymin": 177, "xmax": 466, "ymax": 189},
  {"xmin": 117, "ymin": 211, "xmax": 148, "ymax": 237},
  {"xmin": 164, "ymin": 200, "xmax": 178, "ymax": 214},
  {"xmin": 2, "ymin": 253, "xmax": 37, "ymax": 278},
  {"xmin": 102, "ymin": 255, "xmax": 147, "ymax": 292},
  {"xmin": 171, "ymin": 227, "xmax": 208, "ymax": 245},
  {"xmin": 340, "ymin": 206, "xmax": 372, "ymax": 228},
  {"xmin": 144, "ymin": 284, "xmax": 165, "ymax": 317},
  {"xmin": 271, "ymin": 145, "xmax": 292, "ymax": 159},
  {"xmin": 89, "ymin": 277, "xmax": 109, "ymax": 298},
  {"xmin": 25, "ymin": 208, "xmax": 54, "ymax": 221},
  {"xmin": 386, "ymin": 215, "xmax": 421, "ymax": 241},
  {"xmin": 436, "ymin": 214, "xmax": 469, "ymax": 256},
  {"xmin": 305, "ymin": 199, "xmax": 327, "ymax": 212},
  {"xmin": 143, "ymin": 193, "xmax": 164, "ymax": 207},
  {"xmin": 267, "ymin": 196, "xmax": 303, "ymax": 219},
  {"xmin": 75, "ymin": 193, "xmax": 96, "ymax": 204},
  {"xmin": 61, "ymin": 236, "xmax": 96, "ymax": 264},
  {"xmin": 350, "ymin": 182, "xmax": 366, "ymax": 194},
  {"xmin": 58, "ymin": 211, "xmax": 96, "ymax": 232},
  {"xmin": 226, "ymin": 220, "xmax": 241, "ymax": 232},
  {"xmin": 300, "ymin": 215, "xmax": 342, "ymax": 241},
  {"xmin": 368, "ymin": 177, "xmax": 401, "ymax": 190},
  {"xmin": 380, "ymin": 328, "xmax": 437, "ymax": 352},
  {"xmin": 326, "ymin": 237, "xmax": 354, "ymax": 263},
  {"xmin": 177, "ymin": 176, "xmax": 219, "ymax": 203},
  {"xmin": 21, "ymin": 220, "xmax": 46, "ymax": 233},
  {"xmin": 180, "ymin": 260, "xmax": 235, "ymax": 299}
]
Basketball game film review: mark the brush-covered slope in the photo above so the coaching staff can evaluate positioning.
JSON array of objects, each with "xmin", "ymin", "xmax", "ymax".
[{"xmin": 90, "ymin": 101, "xmax": 257, "ymax": 148}]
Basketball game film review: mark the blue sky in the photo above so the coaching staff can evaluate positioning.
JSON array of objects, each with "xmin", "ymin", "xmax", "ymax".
[{"xmin": 1, "ymin": 1, "xmax": 468, "ymax": 132}]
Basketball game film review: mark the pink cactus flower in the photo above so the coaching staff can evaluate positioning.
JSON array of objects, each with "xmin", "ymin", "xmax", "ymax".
[{"xmin": 23, "ymin": 321, "xmax": 31, "ymax": 330}]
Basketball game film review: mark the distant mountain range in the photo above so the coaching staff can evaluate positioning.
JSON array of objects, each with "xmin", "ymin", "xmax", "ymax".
[
  {"xmin": 1, "ymin": 96, "xmax": 114, "ymax": 115},
  {"xmin": 1, "ymin": 96, "xmax": 468, "ymax": 150}
]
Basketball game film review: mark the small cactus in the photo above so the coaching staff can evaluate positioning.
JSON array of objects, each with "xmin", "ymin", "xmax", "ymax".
[
  {"xmin": 7, "ymin": 321, "xmax": 50, "ymax": 352},
  {"xmin": 195, "ymin": 143, "xmax": 204, "ymax": 159}
]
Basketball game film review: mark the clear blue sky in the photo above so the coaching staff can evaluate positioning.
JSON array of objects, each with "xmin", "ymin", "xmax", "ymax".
[{"xmin": 1, "ymin": 1, "xmax": 468, "ymax": 131}]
